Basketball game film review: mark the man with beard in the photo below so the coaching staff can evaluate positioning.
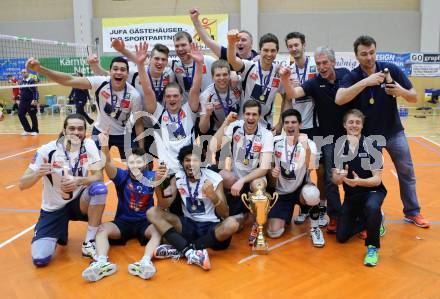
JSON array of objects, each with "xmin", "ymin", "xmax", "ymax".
[
  {"xmin": 268, "ymin": 109, "xmax": 324, "ymax": 247},
  {"xmin": 26, "ymin": 56, "xmax": 144, "ymax": 160},
  {"xmin": 170, "ymin": 31, "xmax": 215, "ymax": 102},
  {"xmin": 211, "ymin": 100, "xmax": 273, "ymax": 243},
  {"xmin": 280, "ymin": 47, "xmax": 351, "ymax": 233},
  {"xmin": 135, "ymin": 42, "xmax": 203, "ymax": 173},
  {"xmin": 19, "ymin": 114, "xmax": 108, "ymax": 267},
  {"xmin": 82, "ymin": 132, "xmax": 165, "ymax": 282},
  {"xmin": 335, "ymin": 35, "xmax": 429, "ymax": 228},
  {"xmin": 227, "ymin": 30, "xmax": 284, "ymax": 130},
  {"xmin": 146, "ymin": 144, "xmax": 238, "ymax": 270},
  {"xmin": 189, "ymin": 8, "xmax": 258, "ymax": 61},
  {"xmin": 332, "ymin": 109, "xmax": 387, "ymax": 266}
]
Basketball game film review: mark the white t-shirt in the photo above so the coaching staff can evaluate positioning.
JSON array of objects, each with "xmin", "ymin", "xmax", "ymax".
[
  {"xmin": 87, "ymin": 76, "xmax": 142, "ymax": 135},
  {"xmin": 175, "ymin": 168, "xmax": 223, "ymax": 223},
  {"xmin": 168, "ymin": 55, "xmax": 215, "ymax": 102},
  {"xmin": 239, "ymin": 60, "xmax": 284, "ymax": 129},
  {"xmin": 273, "ymin": 135, "xmax": 317, "ymax": 195},
  {"xmin": 28, "ymin": 139, "xmax": 101, "ymax": 212},
  {"xmin": 289, "ymin": 56, "xmax": 318, "ymax": 130},
  {"xmin": 151, "ymin": 102, "xmax": 196, "ymax": 172},
  {"xmin": 199, "ymin": 83, "xmax": 242, "ymax": 131},
  {"xmin": 224, "ymin": 119, "xmax": 274, "ymax": 178}
]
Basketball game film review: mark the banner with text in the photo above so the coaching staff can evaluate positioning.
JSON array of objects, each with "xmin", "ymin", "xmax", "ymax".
[{"xmin": 102, "ymin": 15, "xmax": 228, "ymax": 53}]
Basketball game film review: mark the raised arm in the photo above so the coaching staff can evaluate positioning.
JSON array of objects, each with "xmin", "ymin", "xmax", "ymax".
[
  {"xmin": 227, "ymin": 29, "xmax": 245, "ymax": 71},
  {"xmin": 112, "ymin": 39, "xmax": 137, "ymax": 63},
  {"xmin": 188, "ymin": 43, "xmax": 204, "ymax": 113},
  {"xmin": 134, "ymin": 42, "xmax": 157, "ymax": 114},
  {"xmin": 210, "ymin": 112, "xmax": 237, "ymax": 152},
  {"xmin": 26, "ymin": 57, "xmax": 92, "ymax": 89},
  {"xmin": 279, "ymin": 66, "xmax": 305, "ymax": 100},
  {"xmin": 189, "ymin": 8, "xmax": 221, "ymax": 57},
  {"xmin": 97, "ymin": 131, "xmax": 117, "ymax": 179},
  {"xmin": 87, "ymin": 54, "xmax": 109, "ymax": 76}
]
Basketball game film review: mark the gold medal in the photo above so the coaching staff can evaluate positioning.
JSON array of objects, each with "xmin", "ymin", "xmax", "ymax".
[
  {"xmin": 134, "ymin": 207, "xmax": 140, "ymax": 212},
  {"xmin": 259, "ymin": 95, "xmax": 265, "ymax": 102},
  {"xmin": 191, "ymin": 204, "xmax": 197, "ymax": 211},
  {"xmin": 369, "ymin": 98, "xmax": 375, "ymax": 105},
  {"xmin": 243, "ymin": 158, "xmax": 249, "ymax": 165},
  {"xmin": 285, "ymin": 170, "xmax": 290, "ymax": 175},
  {"xmin": 177, "ymin": 135, "xmax": 183, "ymax": 140}
]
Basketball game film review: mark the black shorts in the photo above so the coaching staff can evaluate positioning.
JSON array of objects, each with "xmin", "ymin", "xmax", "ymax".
[
  {"xmin": 268, "ymin": 183, "xmax": 305, "ymax": 224},
  {"xmin": 225, "ymin": 183, "xmax": 251, "ymax": 216},
  {"xmin": 32, "ymin": 189, "xmax": 88, "ymax": 245},
  {"xmin": 110, "ymin": 218, "xmax": 151, "ymax": 246},
  {"xmin": 179, "ymin": 217, "xmax": 231, "ymax": 250}
]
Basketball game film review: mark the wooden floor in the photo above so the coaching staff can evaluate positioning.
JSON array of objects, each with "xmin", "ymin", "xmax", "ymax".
[{"xmin": 0, "ymin": 113, "xmax": 439, "ymax": 299}]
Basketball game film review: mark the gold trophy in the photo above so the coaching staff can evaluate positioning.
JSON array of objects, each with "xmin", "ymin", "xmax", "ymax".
[{"xmin": 241, "ymin": 184, "xmax": 278, "ymax": 254}]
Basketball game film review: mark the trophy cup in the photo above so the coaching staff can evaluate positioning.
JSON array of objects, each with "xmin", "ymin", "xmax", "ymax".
[{"xmin": 241, "ymin": 184, "xmax": 278, "ymax": 254}]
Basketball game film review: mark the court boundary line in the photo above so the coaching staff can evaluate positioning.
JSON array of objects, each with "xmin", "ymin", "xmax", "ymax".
[
  {"xmin": 0, "ymin": 224, "xmax": 35, "ymax": 249},
  {"xmin": 0, "ymin": 148, "xmax": 37, "ymax": 161},
  {"xmin": 419, "ymin": 136, "xmax": 440, "ymax": 148}
]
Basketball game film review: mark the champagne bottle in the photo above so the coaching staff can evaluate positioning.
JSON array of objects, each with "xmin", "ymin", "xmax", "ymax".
[
  {"xmin": 62, "ymin": 165, "xmax": 73, "ymax": 200},
  {"xmin": 383, "ymin": 68, "xmax": 396, "ymax": 98}
]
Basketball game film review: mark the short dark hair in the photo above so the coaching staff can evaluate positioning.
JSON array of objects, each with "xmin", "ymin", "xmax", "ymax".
[
  {"xmin": 131, "ymin": 147, "xmax": 146, "ymax": 157},
  {"xmin": 163, "ymin": 82, "xmax": 183, "ymax": 95},
  {"xmin": 285, "ymin": 32, "xmax": 306, "ymax": 46},
  {"xmin": 173, "ymin": 31, "xmax": 192, "ymax": 43},
  {"xmin": 7, "ymin": 74, "xmax": 13, "ymax": 79},
  {"xmin": 353, "ymin": 35, "xmax": 376, "ymax": 55},
  {"xmin": 58, "ymin": 113, "xmax": 87, "ymax": 141},
  {"xmin": 343, "ymin": 108, "xmax": 365, "ymax": 124},
  {"xmin": 281, "ymin": 108, "xmax": 302, "ymax": 124},
  {"xmin": 110, "ymin": 56, "xmax": 129, "ymax": 72},
  {"xmin": 178, "ymin": 144, "xmax": 202, "ymax": 165},
  {"xmin": 239, "ymin": 30, "xmax": 253, "ymax": 42},
  {"xmin": 242, "ymin": 99, "xmax": 261, "ymax": 115},
  {"xmin": 152, "ymin": 43, "xmax": 170, "ymax": 57},
  {"xmin": 259, "ymin": 33, "xmax": 279, "ymax": 51},
  {"xmin": 211, "ymin": 59, "xmax": 230, "ymax": 77}
]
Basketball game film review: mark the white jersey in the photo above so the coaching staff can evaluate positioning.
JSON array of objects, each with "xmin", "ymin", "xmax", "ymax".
[
  {"xmin": 87, "ymin": 76, "xmax": 142, "ymax": 135},
  {"xmin": 199, "ymin": 83, "xmax": 242, "ymax": 131},
  {"xmin": 225, "ymin": 119, "xmax": 274, "ymax": 178},
  {"xmin": 239, "ymin": 60, "xmax": 284, "ymax": 129},
  {"xmin": 273, "ymin": 135, "xmax": 317, "ymax": 195},
  {"xmin": 289, "ymin": 56, "xmax": 318, "ymax": 130},
  {"xmin": 151, "ymin": 102, "xmax": 196, "ymax": 172},
  {"xmin": 28, "ymin": 139, "xmax": 101, "ymax": 212},
  {"xmin": 175, "ymin": 168, "xmax": 223, "ymax": 222},
  {"xmin": 169, "ymin": 55, "xmax": 215, "ymax": 102}
]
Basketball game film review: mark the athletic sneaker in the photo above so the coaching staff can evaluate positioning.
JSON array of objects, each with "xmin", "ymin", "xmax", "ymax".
[
  {"xmin": 327, "ymin": 217, "xmax": 337, "ymax": 234},
  {"xmin": 185, "ymin": 249, "xmax": 211, "ymax": 270},
  {"xmin": 82, "ymin": 240, "xmax": 96, "ymax": 259},
  {"xmin": 30, "ymin": 132, "xmax": 39, "ymax": 136},
  {"xmin": 248, "ymin": 222, "xmax": 258, "ymax": 246},
  {"xmin": 82, "ymin": 261, "xmax": 117, "ymax": 282},
  {"xmin": 128, "ymin": 259, "xmax": 156, "ymax": 280},
  {"xmin": 404, "ymin": 214, "xmax": 430, "ymax": 228},
  {"xmin": 364, "ymin": 245, "xmax": 379, "ymax": 267},
  {"xmin": 380, "ymin": 210, "xmax": 386, "ymax": 237},
  {"xmin": 318, "ymin": 211, "xmax": 328, "ymax": 227},
  {"xmin": 310, "ymin": 227, "xmax": 325, "ymax": 248},
  {"xmin": 294, "ymin": 212, "xmax": 308, "ymax": 225},
  {"xmin": 153, "ymin": 244, "xmax": 182, "ymax": 259},
  {"xmin": 20, "ymin": 132, "xmax": 29, "ymax": 136}
]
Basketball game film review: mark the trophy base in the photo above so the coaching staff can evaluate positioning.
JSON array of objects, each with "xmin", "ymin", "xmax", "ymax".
[{"xmin": 252, "ymin": 244, "xmax": 269, "ymax": 255}]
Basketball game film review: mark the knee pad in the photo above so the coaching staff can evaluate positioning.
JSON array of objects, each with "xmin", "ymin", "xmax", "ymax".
[
  {"xmin": 32, "ymin": 237, "xmax": 57, "ymax": 267},
  {"xmin": 88, "ymin": 182, "xmax": 108, "ymax": 205},
  {"xmin": 267, "ymin": 227, "xmax": 285, "ymax": 239},
  {"xmin": 301, "ymin": 184, "xmax": 320, "ymax": 206}
]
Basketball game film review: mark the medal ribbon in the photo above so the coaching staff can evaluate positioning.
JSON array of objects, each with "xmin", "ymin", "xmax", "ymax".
[
  {"xmin": 148, "ymin": 68, "xmax": 164, "ymax": 101},
  {"xmin": 258, "ymin": 61, "xmax": 273, "ymax": 97}
]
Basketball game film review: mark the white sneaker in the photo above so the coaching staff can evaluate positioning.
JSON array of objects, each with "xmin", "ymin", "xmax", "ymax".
[
  {"xmin": 128, "ymin": 259, "xmax": 156, "ymax": 280},
  {"xmin": 311, "ymin": 227, "xmax": 325, "ymax": 248},
  {"xmin": 82, "ymin": 240, "xmax": 96, "ymax": 259},
  {"xmin": 318, "ymin": 211, "xmax": 328, "ymax": 227},
  {"xmin": 185, "ymin": 249, "xmax": 211, "ymax": 270},
  {"xmin": 294, "ymin": 213, "xmax": 308, "ymax": 224},
  {"xmin": 82, "ymin": 261, "xmax": 117, "ymax": 282},
  {"xmin": 30, "ymin": 132, "xmax": 39, "ymax": 136},
  {"xmin": 20, "ymin": 132, "xmax": 29, "ymax": 136}
]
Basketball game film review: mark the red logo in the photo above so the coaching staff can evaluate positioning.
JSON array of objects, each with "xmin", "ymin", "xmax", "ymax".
[
  {"xmin": 120, "ymin": 99, "xmax": 130, "ymax": 108},
  {"xmin": 52, "ymin": 160, "xmax": 63, "ymax": 168},
  {"xmin": 250, "ymin": 73, "xmax": 258, "ymax": 81},
  {"xmin": 308, "ymin": 73, "xmax": 317, "ymax": 79},
  {"xmin": 253, "ymin": 143, "xmax": 262, "ymax": 152},
  {"xmin": 272, "ymin": 78, "xmax": 280, "ymax": 88},
  {"xmin": 162, "ymin": 115, "xmax": 169, "ymax": 122},
  {"xmin": 233, "ymin": 134, "xmax": 240, "ymax": 142},
  {"xmin": 163, "ymin": 77, "xmax": 170, "ymax": 85},
  {"xmin": 178, "ymin": 188, "xmax": 187, "ymax": 195},
  {"xmin": 232, "ymin": 88, "xmax": 241, "ymax": 98},
  {"xmin": 174, "ymin": 67, "xmax": 184, "ymax": 74},
  {"xmin": 179, "ymin": 110, "xmax": 186, "ymax": 119},
  {"xmin": 79, "ymin": 153, "xmax": 88, "ymax": 163},
  {"xmin": 101, "ymin": 90, "xmax": 110, "ymax": 99},
  {"xmin": 202, "ymin": 64, "xmax": 207, "ymax": 74},
  {"xmin": 275, "ymin": 151, "xmax": 282, "ymax": 158}
]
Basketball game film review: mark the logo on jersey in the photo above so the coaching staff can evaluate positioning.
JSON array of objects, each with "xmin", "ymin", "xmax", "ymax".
[
  {"xmin": 163, "ymin": 77, "xmax": 170, "ymax": 85},
  {"xmin": 253, "ymin": 143, "xmax": 262, "ymax": 152},
  {"xmin": 178, "ymin": 187, "xmax": 187, "ymax": 195},
  {"xmin": 308, "ymin": 73, "xmax": 317, "ymax": 79},
  {"xmin": 232, "ymin": 88, "xmax": 241, "ymax": 98},
  {"xmin": 162, "ymin": 115, "xmax": 169, "ymax": 122},
  {"xmin": 52, "ymin": 160, "xmax": 63, "ymax": 168},
  {"xmin": 275, "ymin": 150, "xmax": 282, "ymax": 158},
  {"xmin": 310, "ymin": 66, "xmax": 317, "ymax": 73},
  {"xmin": 233, "ymin": 134, "xmax": 240, "ymax": 142},
  {"xmin": 101, "ymin": 90, "xmax": 110, "ymax": 99},
  {"xmin": 174, "ymin": 67, "xmax": 184, "ymax": 74},
  {"xmin": 250, "ymin": 73, "xmax": 258, "ymax": 81},
  {"xmin": 79, "ymin": 153, "xmax": 88, "ymax": 164},
  {"xmin": 272, "ymin": 78, "xmax": 280, "ymax": 88},
  {"xmin": 120, "ymin": 99, "xmax": 130, "ymax": 109},
  {"xmin": 179, "ymin": 110, "xmax": 186, "ymax": 119}
]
